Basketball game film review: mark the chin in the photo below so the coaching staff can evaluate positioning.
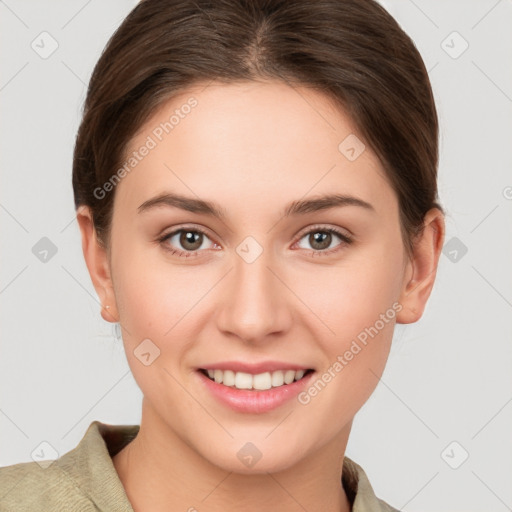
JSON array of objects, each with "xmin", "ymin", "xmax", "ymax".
[{"xmin": 197, "ymin": 437, "xmax": 308, "ymax": 476}]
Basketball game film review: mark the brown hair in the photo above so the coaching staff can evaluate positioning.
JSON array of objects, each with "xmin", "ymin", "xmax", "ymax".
[{"xmin": 72, "ymin": 0, "xmax": 443, "ymax": 258}]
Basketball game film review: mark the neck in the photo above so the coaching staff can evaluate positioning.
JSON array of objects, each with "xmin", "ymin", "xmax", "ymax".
[{"xmin": 113, "ymin": 400, "xmax": 352, "ymax": 512}]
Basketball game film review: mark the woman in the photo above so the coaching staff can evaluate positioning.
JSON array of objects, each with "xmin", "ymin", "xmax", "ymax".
[{"xmin": 0, "ymin": 0, "xmax": 445, "ymax": 510}]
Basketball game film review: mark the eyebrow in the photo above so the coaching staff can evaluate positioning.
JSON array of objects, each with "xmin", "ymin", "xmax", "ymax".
[{"xmin": 137, "ymin": 192, "xmax": 376, "ymax": 219}]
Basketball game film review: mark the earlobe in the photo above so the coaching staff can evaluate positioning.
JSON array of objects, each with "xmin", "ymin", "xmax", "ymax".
[
  {"xmin": 76, "ymin": 205, "xmax": 119, "ymax": 323},
  {"xmin": 396, "ymin": 208, "xmax": 445, "ymax": 325}
]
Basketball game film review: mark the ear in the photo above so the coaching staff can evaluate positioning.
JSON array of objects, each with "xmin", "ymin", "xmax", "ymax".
[
  {"xmin": 76, "ymin": 205, "xmax": 119, "ymax": 323},
  {"xmin": 396, "ymin": 208, "xmax": 445, "ymax": 324}
]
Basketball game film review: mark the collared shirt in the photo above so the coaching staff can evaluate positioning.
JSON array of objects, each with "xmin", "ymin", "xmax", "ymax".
[{"xmin": 0, "ymin": 421, "xmax": 400, "ymax": 511}]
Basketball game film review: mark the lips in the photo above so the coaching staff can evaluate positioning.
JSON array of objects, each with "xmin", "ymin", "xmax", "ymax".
[{"xmin": 196, "ymin": 365, "xmax": 316, "ymax": 413}]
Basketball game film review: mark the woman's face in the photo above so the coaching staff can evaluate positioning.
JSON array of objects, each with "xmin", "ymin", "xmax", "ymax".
[{"xmin": 96, "ymin": 80, "xmax": 416, "ymax": 473}]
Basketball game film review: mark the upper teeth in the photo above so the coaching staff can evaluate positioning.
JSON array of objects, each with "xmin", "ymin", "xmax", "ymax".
[{"xmin": 206, "ymin": 369, "xmax": 307, "ymax": 390}]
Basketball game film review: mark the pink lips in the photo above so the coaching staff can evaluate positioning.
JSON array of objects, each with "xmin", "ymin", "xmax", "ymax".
[{"xmin": 195, "ymin": 363, "xmax": 315, "ymax": 414}]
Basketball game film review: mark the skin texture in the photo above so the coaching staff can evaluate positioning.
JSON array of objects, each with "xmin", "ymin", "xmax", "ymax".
[{"xmin": 77, "ymin": 80, "xmax": 445, "ymax": 512}]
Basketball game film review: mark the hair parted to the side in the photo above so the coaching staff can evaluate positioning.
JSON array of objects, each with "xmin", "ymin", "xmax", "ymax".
[{"xmin": 72, "ymin": 0, "xmax": 443, "ymax": 258}]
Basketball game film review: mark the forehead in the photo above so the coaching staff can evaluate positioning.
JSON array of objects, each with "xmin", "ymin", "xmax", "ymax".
[{"xmin": 113, "ymin": 80, "xmax": 395, "ymax": 217}]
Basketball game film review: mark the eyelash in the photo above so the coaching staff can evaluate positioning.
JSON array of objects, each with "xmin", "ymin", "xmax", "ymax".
[{"xmin": 157, "ymin": 224, "xmax": 353, "ymax": 259}]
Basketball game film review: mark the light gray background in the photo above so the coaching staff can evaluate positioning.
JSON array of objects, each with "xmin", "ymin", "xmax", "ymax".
[{"xmin": 1, "ymin": 1, "xmax": 511, "ymax": 511}]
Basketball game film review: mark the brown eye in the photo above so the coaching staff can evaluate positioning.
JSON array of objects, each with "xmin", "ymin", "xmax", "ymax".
[
  {"xmin": 295, "ymin": 226, "xmax": 353, "ymax": 256},
  {"xmin": 158, "ymin": 227, "xmax": 217, "ymax": 257},
  {"xmin": 179, "ymin": 230, "xmax": 203, "ymax": 251},
  {"xmin": 308, "ymin": 231, "xmax": 332, "ymax": 251}
]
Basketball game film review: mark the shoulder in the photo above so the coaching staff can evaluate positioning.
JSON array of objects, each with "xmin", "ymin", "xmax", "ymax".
[
  {"xmin": 343, "ymin": 456, "xmax": 402, "ymax": 512},
  {"xmin": 375, "ymin": 497, "xmax": 402, "ymax": 512},
  {"xmin": 0, "ymin": 421, "xmax": 138, "ymax": 512},
  {"xmin": 0, "ymin": 458, "xmax": 96, "ymax": 511}
]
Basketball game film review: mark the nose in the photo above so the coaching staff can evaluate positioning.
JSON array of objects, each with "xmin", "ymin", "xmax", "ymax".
[{"xmin": 215, "ymin": 247, "xmax": 293, "ymax": 344}]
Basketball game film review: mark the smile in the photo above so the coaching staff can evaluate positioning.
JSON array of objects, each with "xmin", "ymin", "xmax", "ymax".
[{"xmin": 199, "ymin": 368, "xmax": 314, "ymax": 391}]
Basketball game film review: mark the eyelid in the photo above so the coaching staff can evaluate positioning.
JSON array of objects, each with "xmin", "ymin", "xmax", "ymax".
[
  {"xmin": 160, "ymin": 222, "xmax": 215, "ymax": 236},
  {"xmin": 157, "ymin": 223, "xmax": 353, "ymax": 257},
  {"xmin": 156, "ymin": 224, "xmax": 222, "ymax": 250},
  {"xmin": 159, "ymin": 223, "xmax": 351, "ymax": 243},
  {"xmin": 295, "ymin": 223, "xmax": 353, "ymax": 241},
  {"xmin": 292, "ymin": 224, "xmax": 353, "ymax": 254}
]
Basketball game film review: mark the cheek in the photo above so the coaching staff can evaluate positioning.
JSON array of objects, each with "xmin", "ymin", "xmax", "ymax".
[
  {"xmin": 295, "ymin": 261, "xmax": 400, "ymax": 425},
  {"xmin": 111, "ymin": 245, "xmax": 217, "ymax": 383},
  {"xmin": 295, "ymin": 244, "xmax": 403, "ymax": 344},
  {"xmin": 291, "ymin": 242, "xmax": 402, "ymax": 413},
  {"xmin": 112, "ymin": 238, "xmax": 203, "ymax": 334},
  {"xmin": 111, "ymin": 253, "xmax": 198, "ymax": 405}
]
